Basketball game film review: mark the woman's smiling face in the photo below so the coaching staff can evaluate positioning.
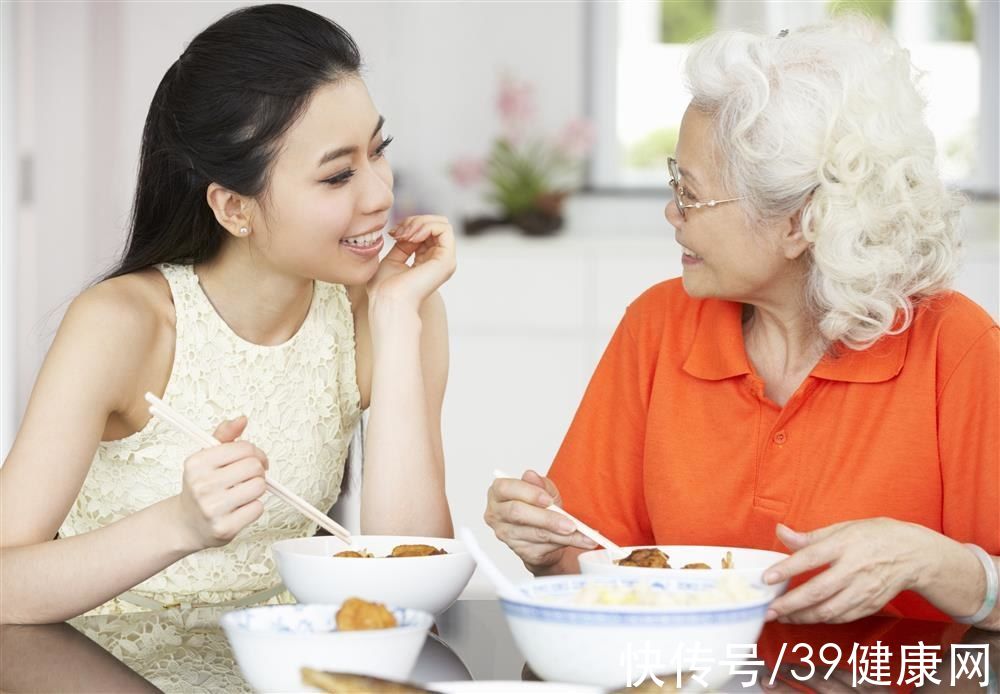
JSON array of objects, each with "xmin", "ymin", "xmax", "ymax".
[
  {"xmin": 666, "ymin": 105, "xmax": 801, "ymax": 304},
  {"xmin": 247, "ymin": 77, "xmax": 395, "ymax": 286}
]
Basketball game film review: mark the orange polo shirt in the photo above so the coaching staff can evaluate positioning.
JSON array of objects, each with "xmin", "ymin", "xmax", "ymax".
[{"xmin": 548, "ymin": 278, "xmax": 999, "ymax": 621}]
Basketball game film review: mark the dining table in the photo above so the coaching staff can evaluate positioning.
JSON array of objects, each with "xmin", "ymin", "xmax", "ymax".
[{"xmin": 1, "ymin": 598, "xmax": 996, "ymax": 693}]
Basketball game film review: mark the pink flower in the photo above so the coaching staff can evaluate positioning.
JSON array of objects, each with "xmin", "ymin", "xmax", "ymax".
[
  {"xmin": 497, "ymin": 74, "xmax": 535, "ymax": 142},
  {"xmin": 449, "ymin": 157, "xmax": 487, "ymax": 188},
  {"xmin": 556, "ymin": 118, "xmax": 595, "ymax": 159}
]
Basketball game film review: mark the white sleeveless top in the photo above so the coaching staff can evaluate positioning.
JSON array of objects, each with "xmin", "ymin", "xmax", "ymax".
[{"xmin": 60, "ymin": 263, "xmax": 362, "ymax": 615}]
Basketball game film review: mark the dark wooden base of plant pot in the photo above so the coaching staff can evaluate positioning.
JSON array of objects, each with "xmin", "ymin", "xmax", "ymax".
[{"xmin": 462, "ymin": 213, "xmax": 564, "ymax": 237}]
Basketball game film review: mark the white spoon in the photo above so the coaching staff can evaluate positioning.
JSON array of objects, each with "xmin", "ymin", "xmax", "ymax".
[{"xmin": 457, "ymin": 527, "xmax": 531, "ymax": 602}]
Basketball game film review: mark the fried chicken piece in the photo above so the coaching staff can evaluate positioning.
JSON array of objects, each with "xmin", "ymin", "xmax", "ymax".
[
  {"xmin": 333, "ymin": 550, "xmax": 374, "ymax": 558},
  {"xmin": 302, "ymin": 668, "xmax": 434, "ymax": 693},
  {"xmin": 681, "ymin": 562, "xmax": 712, "ymax": 569},
  {"xmin": 335, "ymin": 597, "xmax": 398, "ymax": 631},
  {"xmin": 389, "ymin": 544, "xmax": 447, "ymax": 558},
  {"xmin": 615, "ymin": 548, "xmax": 671, "ymax": 569},
  {"xmin": 721, "ymin": 550, "xmax": 734, "ymax": 569}
]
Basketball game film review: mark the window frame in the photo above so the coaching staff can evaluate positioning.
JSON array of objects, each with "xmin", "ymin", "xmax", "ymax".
[{"xmin": 584, "ymin": 0, "xmax": 999, "ymax": 200}]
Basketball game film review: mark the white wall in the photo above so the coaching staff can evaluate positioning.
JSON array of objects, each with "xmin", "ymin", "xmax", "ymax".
[{"xmin": 1, "ymin": 0, "xmax": 19, "ymax": 459}]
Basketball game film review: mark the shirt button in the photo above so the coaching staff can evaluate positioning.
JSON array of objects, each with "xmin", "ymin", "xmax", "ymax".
[{"xmin": 773, "ymin": 431, "xmax": 787, "ymax": 445}]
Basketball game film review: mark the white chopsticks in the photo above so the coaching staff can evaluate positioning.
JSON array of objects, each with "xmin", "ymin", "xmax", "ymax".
[
  {"xmin": 492, "ymin": 469, "xmax": 624, "ymax": 555},
  {"xmin": 145, "ymin": 392, "xmax": 351, "ymax": 543}
]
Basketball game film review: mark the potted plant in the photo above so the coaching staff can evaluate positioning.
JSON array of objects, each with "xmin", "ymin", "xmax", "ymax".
[{"xmin": 450, "ymin": 74, "xmax": 593, "ymax": 236}]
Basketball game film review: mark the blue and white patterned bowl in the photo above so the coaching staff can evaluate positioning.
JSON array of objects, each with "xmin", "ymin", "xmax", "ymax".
[
  {"xmin": 499, "ymin": 574, "xmax": 772, "ymax": 689},
  {"xmin": 221, "ymin": 603, "xmax": 433, "ymax": 692}
]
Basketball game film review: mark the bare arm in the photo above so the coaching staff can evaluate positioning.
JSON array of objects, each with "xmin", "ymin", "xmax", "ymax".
[
  {"xmin": 356, "ymin": 216, "xmax": 455, "ymax": 537},
  {"xmin": 359, "ymin": 291, "xmax": 452, "ymax": 537},
  {"xmin": 1, "ymin": 280, "xmax": 268, "ymax": 624},
  {"xmin": 0, "ymin": 285, "xmax": 192, "ymax": 623}
]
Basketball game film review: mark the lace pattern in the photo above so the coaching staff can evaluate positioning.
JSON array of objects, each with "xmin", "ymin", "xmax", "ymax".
[
  {"xmin": 59, "ymin": 263, "xmax": 362, "ymax": 615},
  {"xmin": 71, "ymin": 607, "xmax": 251, "ymax": 692}
]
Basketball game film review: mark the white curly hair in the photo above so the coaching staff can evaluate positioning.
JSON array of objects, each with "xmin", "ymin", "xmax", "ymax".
[{"xmin": 684, "ymin": 15, "xmax": 963, "ymax": 349}]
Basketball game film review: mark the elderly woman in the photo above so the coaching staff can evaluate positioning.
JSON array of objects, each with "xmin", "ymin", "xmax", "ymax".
[{"xmin": 485, "ymin": 17, "xmax": 998, "ymax": 629}]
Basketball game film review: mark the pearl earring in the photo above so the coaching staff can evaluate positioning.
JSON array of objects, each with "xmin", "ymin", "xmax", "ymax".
[{"xmin": 239, "ymin": 227, "xmax": 250, "ymax": 236}]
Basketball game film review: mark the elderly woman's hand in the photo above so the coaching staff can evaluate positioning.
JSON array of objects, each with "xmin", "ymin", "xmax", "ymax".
[
  {"xmin": 484, "ymin": 470, "xmax": 598, "ymax": 575},
  {"xmin": 762, "ymin": 518, "xmax": 938, "ymax": 624}
]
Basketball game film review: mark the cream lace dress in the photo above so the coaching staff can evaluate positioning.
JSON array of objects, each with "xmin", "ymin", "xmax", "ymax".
[{"xmin": 62, "ymin": 263, "xmax": 362, "ymax": 690}]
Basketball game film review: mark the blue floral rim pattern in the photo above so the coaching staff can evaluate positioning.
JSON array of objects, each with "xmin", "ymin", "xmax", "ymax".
[
  {"xmin": 500, "ymin": 575, "xmax": 771, "ymax": 626},
  {"xmin": 500, "ymin": 599, "xmax": 767, "ymax": 626},
  {"xmin": 221, "ymin": 603, "xmax": 429, "ymax": 634}
]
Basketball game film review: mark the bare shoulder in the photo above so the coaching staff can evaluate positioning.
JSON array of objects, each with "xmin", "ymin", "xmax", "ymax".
[
  {"xmin": 58, "ymin": 269, "xmax": 175, "ymax": 415},
  {"xmin": 67, "ymin": 269, "xmax": 172, "ymax": 351}
]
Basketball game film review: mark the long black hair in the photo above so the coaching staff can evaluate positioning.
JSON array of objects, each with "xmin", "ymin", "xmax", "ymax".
[{"xmin": 105, "ymin": 4, "xmax": 362, "ymax": 280}]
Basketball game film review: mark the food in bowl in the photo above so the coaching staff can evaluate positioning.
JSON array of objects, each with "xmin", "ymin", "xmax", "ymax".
[
  {"xmin": 334, "ymin": 550, "xmax": 375, "ymax": 558},
  {"xmin": 337, "ymin": 598, "xmax": 398, "ymax": 631},
  {"xmin": 389, "ymin": 544, "xmax": 446, "ymax": 557},
  {"xmin": 617, "ymin": 548, "xmax": 670, "ymax": 568},
  {"xmin": 332, "ymin": 544, "xmax": 448, "ymax": 559},
  {"xmin": 616, "ymin": 548, "xmax": 734, "ymax": 570},
  {"xmin": 567, "ymin": 573, "xmax": 763, "ymax": 608}
]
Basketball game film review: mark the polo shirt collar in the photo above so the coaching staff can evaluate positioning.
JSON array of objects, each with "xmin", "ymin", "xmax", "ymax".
[
  {"xmin": 682, "ymin": 299, "xmax": 751, "ymax": 381},
  {"xmin": 682, "ymin": 298, "xmax": 909, "ymax": 384},
  {"xmin": 811, "ymin": 330, "xmax": 909, "ymax": 383}
]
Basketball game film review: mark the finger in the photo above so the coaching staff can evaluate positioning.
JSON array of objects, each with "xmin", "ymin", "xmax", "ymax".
[
  {"xmin": 407, "ymin": 220, "xmax": 453, "ymax": 244},
  {"xmin": 405, "ymin": 222, "xmax": 442, "ymax": 244},
  {"xmin": 219, "ymin": 499, "xmax": 266, "ymax": 538},
  {"xmin": 189, "ymin": 441, "xmax": 269, "ymax": 474},
  {"xmin": 764, "ymin": 536, "xmax": 842, "ymax": 586},
  {"xmin": 212, "ymin": 415, "xmax": 248, "ymax": 443},
  {"xmin": 777, "ymin": 521, "xmax": 852, "ymax": 550},
  {"xmin": 398, "ymin": 240, "xmax": 456, "ymax": 295},
  {"xmin": 504, "ymin": 523, "xmax": 597, "ymax": 551},
  {"xmin": 779, "ymin": 588, "xmax": 854, "ymax": 625},
  {"xmin": 390, "ymin": 215, "xmax": 446, "ymax": 240},
  {"xmin": 522, "ymin": 470, "xmax": 562, "ymax": 506},
  {"xmin": 214, "ymin": 457, "xmax": 268, "ymax": 490},
  {"xmin": 382, "ymin": 238, "xmax": 416, "ymax": 265},
  {"xmin": 778, "ymin": 574, "xmax": 891, "ymax": 625},
  {"xmin": 766, "ymin": 568, "xmax": 849, "ymax": 620},
  {"xmin": 219, "ymin": 476, "xmax": 268, "ymax": 514},
  {"xmin": 492, "ymin": 478, "xmax": 555, "ymax": 507},
  {"xmin": 500, "ymin": 499, "xmax": 578, "ymax": 536}
]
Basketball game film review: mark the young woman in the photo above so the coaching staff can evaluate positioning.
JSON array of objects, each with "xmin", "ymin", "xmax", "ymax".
[{"xmin": 1, "ymin": 3, "xmax": 455, "ymax": 623}]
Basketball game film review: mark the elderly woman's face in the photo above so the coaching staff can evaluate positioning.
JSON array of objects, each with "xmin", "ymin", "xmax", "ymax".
[{"xmin": 666, "ymin": 106, "xmax": 797, "ymax": 303}]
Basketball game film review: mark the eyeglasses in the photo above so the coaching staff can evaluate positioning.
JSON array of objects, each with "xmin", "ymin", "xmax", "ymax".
[{"xmin": 668, "ymin": 157, "xmax": 746, "ymax": 220}]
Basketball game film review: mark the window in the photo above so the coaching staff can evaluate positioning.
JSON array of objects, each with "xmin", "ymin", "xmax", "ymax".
[{"xmin": 588, "ymin": 0, "xmax": 998, "ymax": 196}]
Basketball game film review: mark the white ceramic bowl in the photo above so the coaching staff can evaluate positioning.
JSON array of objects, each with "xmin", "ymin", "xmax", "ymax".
[
  {"xmin": 272, "ymin": 535, "xmax": 476, "ymax": 614},
  {"xmin": 221, "ymin": 602, "xmax": 432, "ymax": 692},
  {"xmin": 500, "ymin": 574, "xmax": 773, "ymax": 689},
  {"xmin": 578, "ymin": 545, "xmax": 790, "ymax": 596}
]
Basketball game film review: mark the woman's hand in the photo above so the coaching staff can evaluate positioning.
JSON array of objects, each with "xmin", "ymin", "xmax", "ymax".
[
  {"xmin": 762, "ymin": 518, "xmax": 937, "ymax": 624},
  {"xmin": 367, "ymin": 215, "xmax": 456, "ymax": 317},
  {"xmin": 484, "ymin": 470, "xmax": 597, "ymax": 575},
  {"xmin": 173, "ymin": 417, "xmax": 269, "ymax": 551}
]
